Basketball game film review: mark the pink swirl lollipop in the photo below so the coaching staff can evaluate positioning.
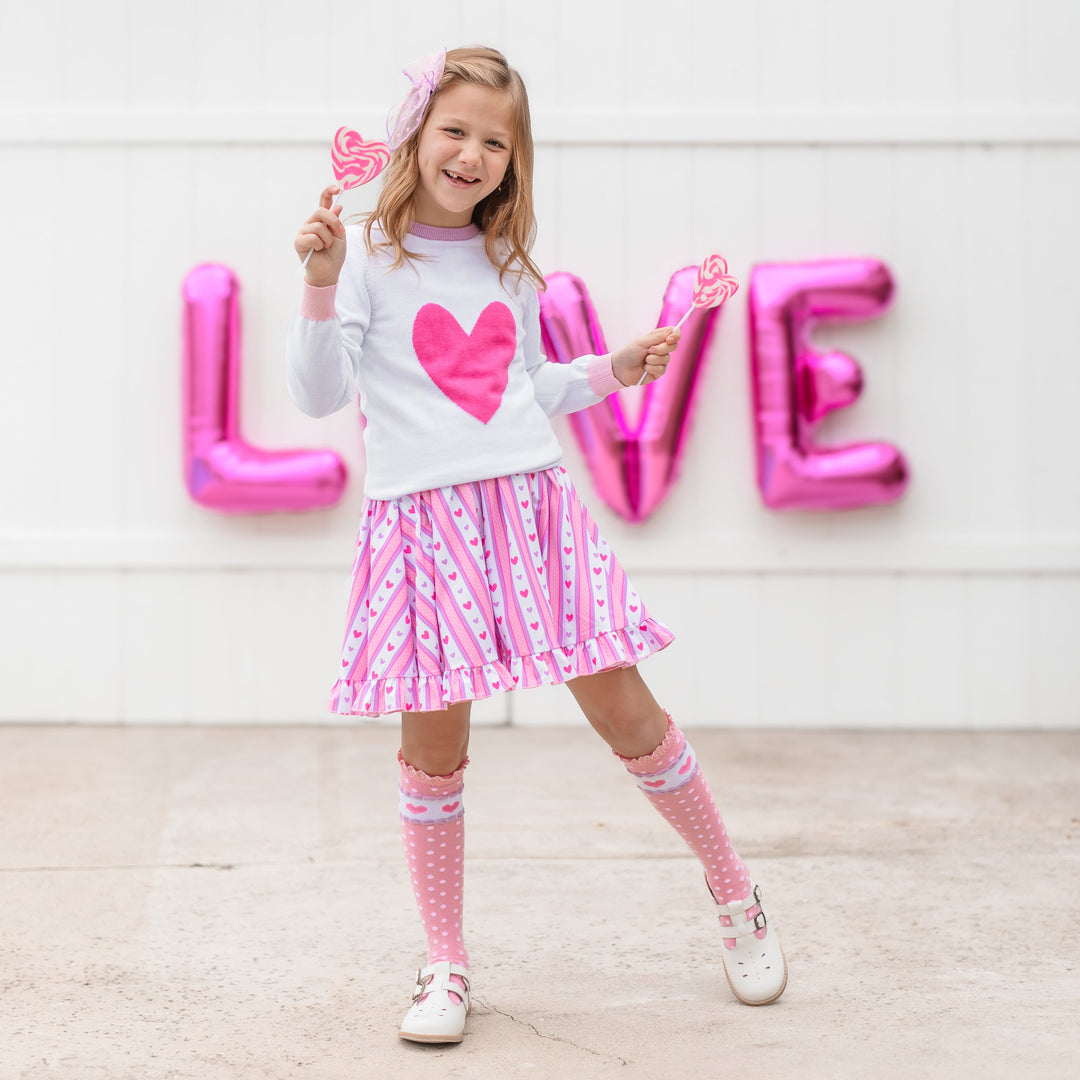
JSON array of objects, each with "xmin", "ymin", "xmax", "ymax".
[
  {"xmin": 331, "ymin": 126, "xmax": 391, "ymax": 190},
  {"xmin": 689, "ymin": 253, "xmax": 739, "ymax": 314},
  {"xmin": 302, "ymin": 128, "xmax": 392, "ymax": 267},
  {"xmin": 637, "ymin": 253, "xmax": 739, "ymax": 384}
]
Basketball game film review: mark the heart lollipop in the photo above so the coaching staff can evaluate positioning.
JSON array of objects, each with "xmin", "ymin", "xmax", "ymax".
[
  {"xmin": 302, "ymin": 127, "xmax": 392, "ymax": 267},
  {"xmin": 331, "ymin": 126, "xmax": 391, "ymax": 189},
  {"xmin": 679, "ymin": 253, "xmax": 739, "ymax": 328},
  {"xmin": 637, "ymin": 253, "xmax": 739, "ymax": 384}
]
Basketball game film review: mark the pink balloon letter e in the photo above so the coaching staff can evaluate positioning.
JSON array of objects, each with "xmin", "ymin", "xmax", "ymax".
[{"xmin": 748, "ymin": 259, "xmax": 908, "ymax": 510}]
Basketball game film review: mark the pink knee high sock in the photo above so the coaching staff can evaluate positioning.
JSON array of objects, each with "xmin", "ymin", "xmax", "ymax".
[
  {"xmin": 398, "ymin": 752, "xmax": 468, "ymax": 970},
  {"xmin": 618, "ymin": 717, "xmax": 767, "ymax": 948}
]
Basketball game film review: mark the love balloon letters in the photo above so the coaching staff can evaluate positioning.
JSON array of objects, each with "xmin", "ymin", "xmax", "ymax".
[{"xmin": 180, "ymin": 258, "xmax": 907, "ymax": 518}]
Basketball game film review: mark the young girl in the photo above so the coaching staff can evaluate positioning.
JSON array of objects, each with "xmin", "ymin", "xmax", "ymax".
[{"xmin": 287, "ymin": 45, "xmax": 786, "ymax": 1044}]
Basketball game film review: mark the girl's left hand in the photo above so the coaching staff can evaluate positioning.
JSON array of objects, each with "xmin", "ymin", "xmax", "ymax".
[{"xmin": 611, "ymin": 327, "xmax": 681, "ymax": 387}]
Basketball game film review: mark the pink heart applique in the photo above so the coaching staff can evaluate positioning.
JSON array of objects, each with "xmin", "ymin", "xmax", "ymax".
[
  {"xmin": 678, "ymin": 756, "xmax": 694, "ymax": 775},
  {"xmin": 643, "ymin": 779, "xmax": 665, "ymax": 789},
  {"xmin": 405, "ymin": 803, "xmax": 428, "ymax": 814},
  {"xmin": 412, "ymin": 302, "xmax": 516, "ymax": 424},
  {"xmin": 442, "ymin": 801, "xmax": 460, "ymax": 813}
]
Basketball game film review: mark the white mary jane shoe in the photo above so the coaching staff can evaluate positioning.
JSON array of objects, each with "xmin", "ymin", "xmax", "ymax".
[
  {"xmin": 712, "ymin": 882, "xmax": 788, "ymax": 1005},
  {"xmin": 398, "ymin": 961, "xmax": 471, "ymax": 1044}
]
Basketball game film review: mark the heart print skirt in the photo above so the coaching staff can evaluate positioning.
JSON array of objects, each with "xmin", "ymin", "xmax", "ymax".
[{"xmin": 329, "ymin": 465, "xmax": 674, "ymax": 716}]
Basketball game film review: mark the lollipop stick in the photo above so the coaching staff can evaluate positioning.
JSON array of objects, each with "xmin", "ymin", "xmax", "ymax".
[
  {"xmin": 300, "ymin": 190, "xmax": 344, "ymax": 269},
  {"xmin": 636, "ymin": 305, "xmax": 695, "ymax": 385}
]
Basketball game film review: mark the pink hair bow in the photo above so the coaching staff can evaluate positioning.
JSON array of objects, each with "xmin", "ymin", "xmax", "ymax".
[{"xmin": 386, "ymin": 48, "xmax": 447, "ymax": 150}]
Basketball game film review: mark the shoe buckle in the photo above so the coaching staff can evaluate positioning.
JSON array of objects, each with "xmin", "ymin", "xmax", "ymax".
[
  {"xmin": 411, "ymin": 969, "xmax": 434, "ymax": 1003},
  {"xmin": 752, "ymin": 911, "xmax": 767, "ymax": 932},
  {"xmin": 752, "ymin": 884, "xmax": 762, "ymax": 904}
]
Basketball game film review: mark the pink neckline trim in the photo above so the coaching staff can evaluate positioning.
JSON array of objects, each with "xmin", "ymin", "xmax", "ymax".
[{"xmin": 408, "ymin": 221, "xmax": 481, "ymax": 241}]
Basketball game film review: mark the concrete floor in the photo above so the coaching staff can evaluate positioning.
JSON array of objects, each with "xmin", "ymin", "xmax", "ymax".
[{"xmin": 0, "ymin": 724, "xmax": 1077, "ymax": 1080}]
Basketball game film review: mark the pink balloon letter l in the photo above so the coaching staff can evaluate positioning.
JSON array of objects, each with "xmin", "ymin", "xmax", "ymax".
[{"xmin": 182, "ymin": 264, "xmax": 347, "ymax": 513}]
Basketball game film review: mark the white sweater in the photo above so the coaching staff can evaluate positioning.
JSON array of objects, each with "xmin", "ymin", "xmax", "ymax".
[{"xmin": 286, "ymin": 222, "xmax": 622, "ymax": 500}]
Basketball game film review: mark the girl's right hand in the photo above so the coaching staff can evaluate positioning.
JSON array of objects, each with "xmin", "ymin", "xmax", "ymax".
[{"xmin": 295, "ymin": 185, "xmax": 347, "ymax": 286}]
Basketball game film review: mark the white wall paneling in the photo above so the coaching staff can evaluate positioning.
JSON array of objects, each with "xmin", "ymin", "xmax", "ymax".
[{"xmin": 1, "ymin": 0, "xmax": 1077, "ymax": 726}]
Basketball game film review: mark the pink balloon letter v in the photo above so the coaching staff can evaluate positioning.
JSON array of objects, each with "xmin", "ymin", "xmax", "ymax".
[
  {"xmin": 182, "ymin": 264, "xmax": 347, "ymax": 514},
  {"xmin": 538, "ymin": 269, "xmax": 721, "ymax": 522},
  {"xmin": 748, "ymin": 259, "xmax": 909, "ymax": 510}
]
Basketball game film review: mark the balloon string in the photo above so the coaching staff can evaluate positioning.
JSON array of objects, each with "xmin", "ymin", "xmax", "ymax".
[
  {"xmin": 636, "ymin": 304, "xmax": 694, "ymax": 385},
  {"xmin": 301, "ymin": 189, "xmax": 345, "ymax": 269}
]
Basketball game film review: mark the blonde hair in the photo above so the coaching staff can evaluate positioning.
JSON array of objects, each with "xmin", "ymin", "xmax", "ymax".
[{"xmin": 363, "ymin": 46, "xmax": 544, "ymax": 291}]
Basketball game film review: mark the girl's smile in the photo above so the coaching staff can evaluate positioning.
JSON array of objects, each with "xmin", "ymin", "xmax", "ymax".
[{"xmin": 412, "ymin": 82, "xmax": 513, "ymax": 228}]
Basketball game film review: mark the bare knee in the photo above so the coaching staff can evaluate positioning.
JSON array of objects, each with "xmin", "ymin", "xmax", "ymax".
[
  {"xmin": 400, "ymin": 702, "xmax": 472, "ymax": 776},
  {"xmin": 567, "ymin": 667, "xmax": 668, "ymax": 758}
]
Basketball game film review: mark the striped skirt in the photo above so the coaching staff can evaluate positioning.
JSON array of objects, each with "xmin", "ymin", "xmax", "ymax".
[{"xmin": 329, "ymin": 465, "xmax": 674, "ymax": 716}]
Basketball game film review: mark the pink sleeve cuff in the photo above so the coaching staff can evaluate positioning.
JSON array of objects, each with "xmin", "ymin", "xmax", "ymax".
[
  {"xmin": 587, "ymin": 354, "xmax": 624, "ymax": 396},
  {"xmin": 299, "ymin": 281, "xmax": 338, "ymax": 321}
]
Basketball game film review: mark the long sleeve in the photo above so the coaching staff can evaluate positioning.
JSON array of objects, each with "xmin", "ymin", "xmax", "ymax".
[
  {"xmin": 520, "ymin": 285, "xmax": 624, "ymax": 416},
  {"xmin": 285, "ymin": 242, "xmax": 372, "ymax": 417}
]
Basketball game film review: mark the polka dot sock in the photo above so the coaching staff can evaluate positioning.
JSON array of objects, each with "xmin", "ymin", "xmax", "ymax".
[
  {"xmin": 398, "ymin": 752, "xmax": 468, "ymax": 1002},
  {"xmin": 617, "ymin": 716, "xmax": 767, "ymax": 949}
]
